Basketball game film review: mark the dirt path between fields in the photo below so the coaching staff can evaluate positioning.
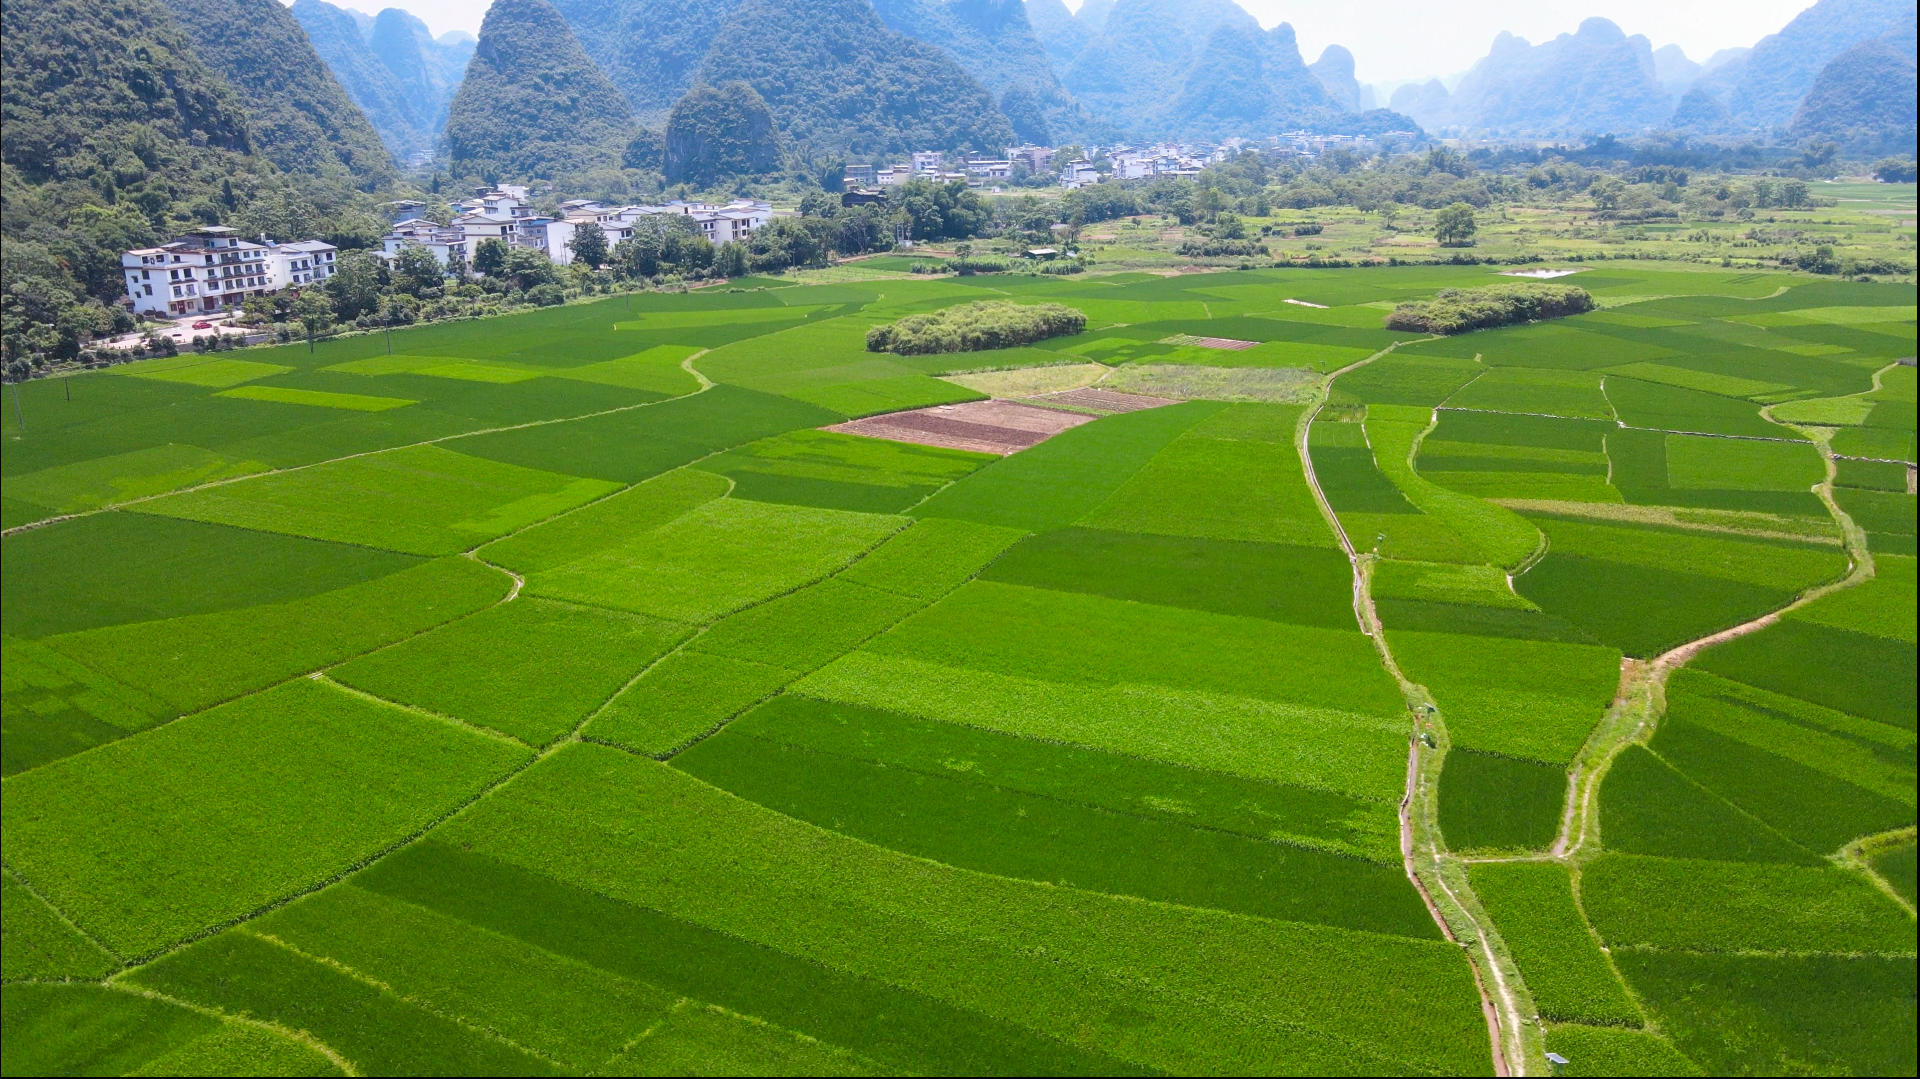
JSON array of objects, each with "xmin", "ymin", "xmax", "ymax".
[
  {"xmin": 1299, "ymin": 342, "xmax": 1521, "ymax": 1078},
  {"xmin": 1553, "ymin": 422, "xmax": 1877, "ymax": 859}
]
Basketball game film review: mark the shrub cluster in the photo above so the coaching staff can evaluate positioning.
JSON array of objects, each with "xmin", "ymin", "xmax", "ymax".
[
  {"xmin": 1178, "ymin": 239, "xmax": 1270, "ymax": 257},
  {"xmin": 866, "ymin": 301, "xmax": 1086, "ymax": 355},
  {"xmin": 1384, "ymin": 284, "xmax": 1595, "ymax": 335}
]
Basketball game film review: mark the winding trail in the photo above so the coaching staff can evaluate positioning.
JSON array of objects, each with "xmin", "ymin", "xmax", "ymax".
[
  {"xmin": 1296, "ymin": 342, "xmax": 1524, "ymax": 1078},
  {"xmin": 1555, "ymin": 420, "xmax": 1876, "ymax": 859}
]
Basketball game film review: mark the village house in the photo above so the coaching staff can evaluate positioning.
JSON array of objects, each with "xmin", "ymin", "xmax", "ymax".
[{"xmin": 120, "ymin": 226, "xmax": 337, "ymax": 318}]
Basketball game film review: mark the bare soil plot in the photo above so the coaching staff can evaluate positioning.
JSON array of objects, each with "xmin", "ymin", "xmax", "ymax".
[
  {"xmin": 828, "ymin": 400, "xmax": 1093, "ymax": 455},
  {"xmin": 1162, "ymin": 334, "xmax": 1261, "ymax": 350},
  {"xmin": 1031, "ymin": 387, "xmax": 1179, "ymax": 414}
]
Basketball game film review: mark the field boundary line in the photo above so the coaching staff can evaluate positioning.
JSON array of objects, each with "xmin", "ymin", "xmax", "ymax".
[
  {"xmin": 1299, "ymin": 339, "xmax": 1529, "ymax": 1076},
  {"xmin": 0, "ymin": 365, "xmax": 721, "ymax": 539},
  {"xmin": 242, "ymin": 928, "xmax": 570, "ymax": 1070},
  {"xmin": 315, "ymin": 674, "xmax": 537, "ymax": 751},
  {"xmin": 1839, "ymin": 826, "xmax": 1920, "ymax": 917},
  {"xmin": 100, "ymin": 981, "xmax": 360, "ymax": 1076},
  {"xmin": 0, "ymin": 859, "xmax": 127, "ymax": 970}
]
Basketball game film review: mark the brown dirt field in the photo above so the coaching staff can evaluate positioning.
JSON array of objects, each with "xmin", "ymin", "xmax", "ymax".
[
  {"xmin": 827, "ymin": 399, "xmax": 1093, "ymax": 455},
  {"xmin": 1032, "ymin": 387, "xmax": 1179, "ymax": 413},
  {"xmin": 1163, "ymin": 334, "xmax": 1260, "ymax": 350}
]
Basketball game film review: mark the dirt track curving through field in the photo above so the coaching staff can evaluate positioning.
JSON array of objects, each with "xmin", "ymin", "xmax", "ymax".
[
  {"xmin": 1553, "ymin": 423, "xmax": 1877, "ymax": 859},
  {"xmin": 1298, "ymin": 342, "xmax": 1522, "ymax": 1078}
]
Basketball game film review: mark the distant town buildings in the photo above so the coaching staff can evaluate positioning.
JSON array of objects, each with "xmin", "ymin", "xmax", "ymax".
[
  {"xmin": 379, "ymin": 189, "xmax": 774, "ymax": 272},
  {"xmin": 120, "ymin": 226, "xmax": 338, "ymax": 318}
]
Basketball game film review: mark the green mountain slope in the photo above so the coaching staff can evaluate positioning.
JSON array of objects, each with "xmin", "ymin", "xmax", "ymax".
[
  {"xmin": 1690, "ymin": 0, "xmax": 1916, "ymax": 131},
  {"xmin": 694, "ymin": 0, "xmax": 1012, "ymax": 155},
  {"xmin": 1789, "ymin": 31, "xmax": 1918, "ymax": 152},
  {"xmin": 869, "ymin": 0, "xmax": 1080, "ymax": 140},
  {"xmin": 1, "ymin": 0, "xmax": 254, "ymax": 183},
  {"xmin": 1310, "ymin": 45, "xmax": 1365, "ymax": 113},
  {"xmin": 159, "ymin": 0, "xmax": 393, "ymax": 185},
  {"xmin": 368, "ymin": 6, "xmax": 475, "ymax": 140},
  {"xmin": 290, "ymin": 0, "xmax": 429, "ymax": 161},
  {"xmin": 444, "ymin": 0, "xmax": 637, "ymax": 180},
  {"xmin": 550, "ymin": 0, "xmax": 747, "ymax": 122},
  {"xmin": 1439, "ymin": 19, "xmax": 1669, "ymax": 137},
  {"xmin": 1024, "ymin": 0, "xmax": 1090, "ymax": 70},
  {"xmin": 664, "ymin": 81, "xmax": 780, "ymax": 185},
  {"xmin": 1065, "ymin": 0, "xmax": 1364, "ymax": 136}
]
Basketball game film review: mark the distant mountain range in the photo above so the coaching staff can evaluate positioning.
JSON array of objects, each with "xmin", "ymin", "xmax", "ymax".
[
  {"xmin": 1390, "ymin": 0, "xmax": 1915, "ymax": 148},
  {"xmin": 291, "ymin": 1, "xmax": 474, "ymax": 161},
  {"xmin": 12, "ymin": 0, "xmax": 1907, "ymax": 194}
]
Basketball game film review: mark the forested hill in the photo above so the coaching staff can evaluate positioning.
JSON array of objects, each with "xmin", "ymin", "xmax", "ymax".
[
  {"xmin": 694, "ymin": 0, "xmax": 1013, "ymax": 155},
  {"xmin": 1692, "ymin": 0, "xmax": 1916, "ymax": 131},
  {"xmin": 368, "ymin": 8, "xmax": 475, "ymax": 141},
  {"xmin": 1436, "ymin": 19, "xmax": 1671, "ymax": 137},
  {"xmin": 1, "ymin": 0, "xmax": 383, "ymax": 358},
  {"xmin": 292, "ymin": 0, "xmax": 429, "ymax": 159},
  {"xmin": 1059, "ymin": 0, "xmax": 1390, "ymax": 137},
  {"xmin": 291, "ymin": 1, "xmax": 472, "ymax": 162},
  {"xmin": 160, "ymin": 0, "xmax": 394, "ymax": 185},
  {"xmin": 550, "ymin": 0, "xmax": 746, "ymax": 123},
  {"xmin": 1789, "ymin": 28, "xmax": 1918, "ymax": 152},
  {"xmin": 1023, "ymin": 0, "xmax": 1092, "ymax": 70},
  {"xmin": 867, "ymin": 0, "xmax": 1080, "ymax": 144},
  {"xmin": 443, "ymin": 0, "xmax": 637, "ymax": 180}
]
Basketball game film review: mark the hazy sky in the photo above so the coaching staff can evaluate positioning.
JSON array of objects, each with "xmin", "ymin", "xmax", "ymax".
[{"xmin": 302, "ymin": 0, "xmax": 1814, "ymax": 84}]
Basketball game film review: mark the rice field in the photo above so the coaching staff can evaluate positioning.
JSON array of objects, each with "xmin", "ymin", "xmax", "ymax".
[{"xmin": 2, "ymin": 263, "xmax": 1912, "ymax": 1076}]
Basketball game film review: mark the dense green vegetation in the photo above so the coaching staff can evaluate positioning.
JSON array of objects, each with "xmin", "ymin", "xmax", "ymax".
[
  {"xmin": 866, "ymin": 301, "xmax": 1086, "ymax": 354},
  {"xmin": 0, "ymin": 261, "xmax": 1912, "ymax": 1076},
  {"xmin": 443, "ymin": 0, "xmax": 636, "ymax": 182},
  {"xmin": 160, "ymin": 0, "xmax": 393, "ymax": 183},
  {"xmin": 1385, "ymin": 283, "xmax": 1596, "ymax": 334},
  {"xmin": 663, "ymin": 82, "xmax": 779, "ymax": 186},
  {"xmin": 694, "ymin": 0, "xmax": 1012, "ymax": 155}
]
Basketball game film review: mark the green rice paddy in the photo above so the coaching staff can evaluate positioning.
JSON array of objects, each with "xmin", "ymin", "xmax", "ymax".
[{"xmin": 2, "ymin": 264, "xmax": 1912, "ymax": 1076}]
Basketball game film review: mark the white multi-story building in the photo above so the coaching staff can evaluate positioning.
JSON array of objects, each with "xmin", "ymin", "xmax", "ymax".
[
  {"xmin": 381, "ymin": 198, "xmax": 774, "ymax": 274},
  {"xmin": 1058, "ymin": 160, "xmax": 1101, "ymax": 189},
  {"xmin": 912, "ymin": 150, "xmax": 943, "ymax": 174},
  {"xmin": 382, "ymin": 219, "xmax": 468, "ymax": 269},
  {"xmin": 121, "ymin": 226, "xmax": 337, "ymax": 318}
]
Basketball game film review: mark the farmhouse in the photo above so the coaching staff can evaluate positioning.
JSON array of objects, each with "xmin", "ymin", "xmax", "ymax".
[{"xmin": 120, "ymin": 226, "xmax": 338, "ymax": 318}]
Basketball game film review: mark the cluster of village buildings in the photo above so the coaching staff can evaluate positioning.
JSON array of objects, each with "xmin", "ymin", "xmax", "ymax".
[
  {"xmin": 120, "ymin": 188, "xmax": 774, "ymax": 318},
  {"xmin": 122, "ymin": 133, "xmax": 1402, "ymax": 320},
  {"xmin": 378, "ymin": 186, "xmax": 775, "ymax": 272},
  {"xmin": 848, "ymin": 133, "xmax": 1398, "ymax": 193}
]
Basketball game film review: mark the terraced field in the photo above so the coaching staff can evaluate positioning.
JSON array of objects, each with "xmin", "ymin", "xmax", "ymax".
[{"xmin": 3, "ymin": 264, "xmax": 1913, "ymax": 1076}]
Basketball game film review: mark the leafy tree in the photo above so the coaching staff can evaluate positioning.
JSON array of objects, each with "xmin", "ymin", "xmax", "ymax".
[
  {"xmin": 473, "ymin": 237, "xmax": 510, "ymax": 279},
  {"xmin": 292, "ymin": 290, "xmax": 334, "ymax": 351},
  {"xmin": 390, "ymin": 245, "xmax": 446, "ymax": 297},
  {"xmin": 896, "ymin": 180, "xmax": 989, "ymax": 242},
  {"xmin": 715, "ymin": 241, "xmax": 748, "ymax": 277},
  {"xmin": 1434, "ymin": 202, "xmax": 1478, "ymax": 247},
  {"xmin": 1872, "ymin": 158, "xmax": 1918, "ymax": 182},
  {"xmin": 1213, "ymin": 212, "xmax": 1245, "ymax": 239},
  {"xmin": 501, "ymin": 247, "xmax": 558, "ymax": 291},
  {"xmin": 568, "ymin": 222, "xmax": 609, "ymax": 267},
  {"xmin": 323, "ymin": 250, "xmax": 386, "ymax": 319}
]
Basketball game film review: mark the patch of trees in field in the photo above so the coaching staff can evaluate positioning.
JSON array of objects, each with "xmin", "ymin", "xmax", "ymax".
[
  {"xmin": 866, "ymin": 301, "xmax": 1085, "ymax": 355},
  {"xmin": 1385, "ymin": 284, "xmax": 1596, "ymax": 335}
]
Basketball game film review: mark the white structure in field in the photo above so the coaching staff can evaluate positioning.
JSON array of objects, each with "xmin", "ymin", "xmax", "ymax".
[{"xmin": 120, "ymin": 225, "xmax": 337, "ymax": 318}]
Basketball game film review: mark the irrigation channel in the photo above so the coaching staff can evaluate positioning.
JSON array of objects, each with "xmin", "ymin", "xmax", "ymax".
[{"xmin": 1299, "ymin": 342, "xmax": 1893, "ymax": 1077}]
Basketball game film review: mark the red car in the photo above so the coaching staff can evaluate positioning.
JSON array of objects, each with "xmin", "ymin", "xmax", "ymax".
[{"xmin": 191, "ymin": 321, "xmax": 214, "ymax": 330}]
